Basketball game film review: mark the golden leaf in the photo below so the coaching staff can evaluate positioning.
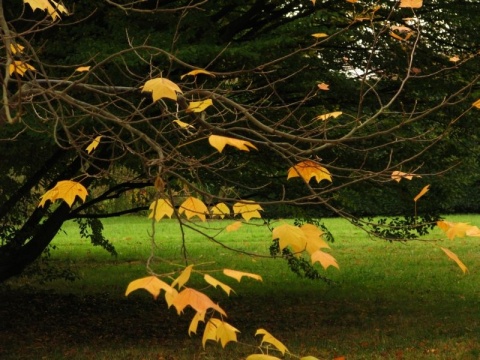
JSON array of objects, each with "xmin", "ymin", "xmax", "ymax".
[
  {"xmin": 204, "ymin": 274, "xmax": 234, "ymax": 296},
  {"xmin": 173, "ymin": 119, "xmax": 194, "ymax": 129},
  {"xmin": 391, "ymin": 25, "xmax": 411, "ymax": 32},
  {"xmin": 399, "ymin": 0, "xmax": 423, "ymax": 8},
  {"xmin": 314, "ymin": 111, "xmax": 342, "ymax": 121},
  {"xmin": 141, "ymin": 77, "xmax": 182, "ymax": 102},
  {"xmin": 272, "ymin": 224, "xmax": 307, "ymax": 253},
  {"xmin": 466, "ymin": 226, "xmax": 480, "ymax": 237},
  {"xmin": 441, "ymin": 247, "xmax": 468, "ymax": 274},
  {"xmin": 171, "ymin": 265, "xmax": 194, "ymax": 289},
  {"xmin": 301, "ymin": 357, "xmax": 321, "ymax": 360},
  {"xmin": 255, "ymin": 329, "xmax": 289, "ymax": 355},
  {"xmin": 413, "ymin": 184, "xmax": 430, "ymax": 202},
  {"xmin": 188, "ymin": 311, "xmax": 205, "ymax": 336},
  {"xmin": 226, "ymin": 221, "xmax": 242, "ymax": 232},
  {"xmin": 472, "ymin": 99, "xmax": 480, "ymax": 109},
  {"xmin": 211, "ymin": 202, "xmax": 230, "ymax": 219},
  {"xmin": 164, "ymin": 287, "xmax": 178, "ymax": 308},
  {"xmin": 186, "ymin": 99, "xmax": 213, "ymax": 113},
  {"xmin": 233, "ymin": 201, "xmax": 263, "ymax": 222},
  {"xmin": 9, "ymin": 61, "xmax": 36, "ymax": 76},
  {"xmin": 179, "ymin": 196, "xmax": 209, "ymax": 222},
  {"xmin": 287, "ymin": 160, "xmax": 332, "ymax": 183},
  {"xmin": 125, "ymin": 276, "xmax": 174, "ymax": 300},
  {"xmin": 311, "ymin": 33, "xmax": 328, "ymax": 38},
  {"xmin": 208, "ymin": 135, "xmax": 258, "ymax": 153},
  {"xmin": 389, "ymin": 31, "xmax": 406, "ymax": 41},
  {"xmin": 391, "ymin": 170, "xmax": 420, "ymax": 182},
  {"xmin": 437, "ymin": 221, "xmax": 476, "ymax": 240},
  {"xmin": 223, "ymin": 269, "xmax": 262, "ymax": 282},
  {"xmin": 9, "ymin": 43, "xmax": 24, "ymax": 54},
  {"xmin": 172, "ymin": 287, "xmax": 227, "ymax": 316},
  {"xmin": 148, "ymin": 199, "xmax": 174, "ymax": 221},
  {"xmin": 246, "ymin": 355, "xmax": 282, "ymax": 360},
  {"xmin": 181, "ymin": 69, "xmax": 215, "ymax": 79},
  {"xmin": 317, "ymin": 82, "xmax": 330, "ymax": 91},
  {"xmin": 75, "ymin": 66, "xmax": 91, "ymax": 73},
  {"xmin": 24, "ymin": 0, "xmax": 69, "ymax": 20},
  {"xmin": 449, "ymin": 55, "xmax": 460, "ymax": 62},
  {"xmin": 85, "ymin": 135, "xmax": 102, "ymax": 154},
  {"xmin": 301, "ymin": 223, "xmax": 330, "ymax": 254},
  {"xmin": 39, "ymin": 180, "xmax": 88, "ymax": 207},
  {"xmin": 311, "ymin": 250, "xmax": 339, "ymax": 270},
  {"xmin": 202, "ymin": 318, "xmax": 240, "ymax": 348}
]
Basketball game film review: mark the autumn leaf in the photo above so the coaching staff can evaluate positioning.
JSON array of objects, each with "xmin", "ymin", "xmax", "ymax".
[
  {"xmin": 273, "ymin": 224, "xmax": 307, "ymax": 253},
  {"xmin": 255, "ymin": 328, "xmax": 289, "ymax": 355},
  {"xmin": 226, "ymin": 221, "xmax": 242, "ymax": 232},
  {"xmin": 211, "ymin": 203, "xmax": 230, "ymax": 219},
  {"xmin": 204, "ymin": 274, "xmax": 234, "ymax": 296},
  {"xmin": 202, "ymin": 318, "xmax": 240, "ymax": 348},
  {"xmin": 85, "ymin": 135, "xmax": 102, "ymax": 154},
  {"xmin": 24, "ymin": 0, "xmax": 69, "ymax": 20},
  {"xmin": 437, "ymin": 220, "xmax": 476, "ymax": 240},
  {"xmin": 301, "ymin": 357, "xmax": 321, "ymax": 360},
  {"xmin": 223, "ymin": 269, "xmax": 262, "ymax": 282},
  {"xmin": 181, "ymin": 69, "xmax": 215, "ymax": 79},
  {"xmin": 389, "ymin": 31, "xmax": 407, "ymax": 41},
  {"xmin": 208, "ymin": 135, "xmax": 258, "ymax": 153},
  {"xmin": 466, "ymin": 226, "xmax": 480, "ymax": 237},
  {"xmin": 9, "ymin": 61, "xmax": 36, "ymax": 76},
  {"xmin": 164, "ymin": 287, "xmax": 178, "ymax": 308},
  {"xmin": 39, "ymin": 180, "xmax": 88, "ymax": 207},
  {"xmin": 173, "ymin": 119, "xmax": 195, "ymax": 129},
  {"xmin": 186, "ymin": 99, "xmax": 213, "ymax": 113},
  {"xmin": 317, "ymin": 83, "xmax": 329, "ymax": 91},
  {"xmin": 75, "ymin": 66, "xmax": 91, "ymax": 73},
  {"xmin": 311, "ymin": 250, "xmax": 339, "ymax": 270},
  {"xmin": 311, "ymin": 33, "xmax": 328, "ymax": 38},
  {"xmin": 179, "ymin": 196, "xmax": 209, "ymax": 221},
  {"xmin": 233, "ymin": 201, "xmax": 263, "ymax": 222},
  {"xmin": 172, "ymin": 287, "xmax": 227, "ymax": 316},
  {"xmin": 171, "ymin": 265, "xmax": 194, "ymax": 289},
  {"xmin": 246, "ymin": 355, "xmax": 282, "ymax": 360},
  {"xmin": 413, "ymin": 184, "xmax": 430, "ymax": 202},
  {"xmin": 141, "ymin": 77, "xmax": 182, "ymax": 102},
  {"xmin": 287, "ymin": 160, "xmax": 332, "ymax": 183},
  {"xmin": 441, "ymin": 247, "xmax": 468, "ymax": 274},
  {"xmin": 148, "ymin": 199, "xmax": 174, "ymax": 221},
  {"xmin": 188, "ymin": 311, "xmax": 205, "ymax": 335},
  {"xmin": 9, "ymin": 43, "xmax": 24, "ymax": 54},
  {"xmin": 399, "ymin": 0, "xmax": 423, "ymax": 8},
  {"xmin": 391, "ymin": 170, "xmax": 420, "ymax": 182},
  {"xmin": 301, "ymin": 223, "xmax": 330, "ymax": 254},
  {"xmin": 125, "ymin": 276, "xmax": 174, "ymax": 299},
  {"xmin": 314, "ymin": 111, "xmax": 342, "ymax": 121},
  {"xmin": 472, "ymin": 99, "xmax": 480, "ymax": 109}
]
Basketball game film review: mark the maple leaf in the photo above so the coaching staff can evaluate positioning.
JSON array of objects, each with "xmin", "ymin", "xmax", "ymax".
[
  {"xmin": 233, "ymin": 201, "xmax": 263, "ymax": 222},
  {"xmin": 317, "ymin": 83, "xmax": 329, "ymax": 91},
  {"xmin": 39, "ymin": 180, "xmax": 88, "ymax": 207},
  {"xmin": 314, "ymin": 111, "xmax": 342, "ymax": 121},
  {"xmin": 188, "ymin": 311, "xmax": 205, "ymax": 336},
  {"xmin": 85, "ymin": 135, "xmax": 102, "ymax": 154},
  {"xmin": 141, "ymin": 77, "xmax": 182, "ymax": 102},
  {"xmin": 226, "ymin": 221, "xmax": 242, "ymax": 232},
  {"xmin": 208, "ymin": 135, "xmax": 258, "ymax": 153},
  {"xmin": 179, "ymin": 197, "xmax": 209, "ymax": 221},
  {"xmin": 171, "ymin": 265, "xmax": 193, "ymax": 289},
  {"xmin": 255, "ymin": 329, "xmax": 289, "ymax": 355},
  {"xmin": 173, "ymin": 119, "xmax": 194, "ymax": 130},
  {"xmin": 9, "ymin": 43, "xmax": 24, "ymax": 54},
  {"xmin": 75, "ymin": 66, "xmax": 91, "ymax": 73},
  {"xmin": 301, "ymin": 223, "xmax": 330, "ymax": 254},
  {"xmin": 399, "ymin": 0, "xmax": 423, "ymax": 8},
  {"xmin": 148, "ymin": 199, "xmax": 174, "ymax": 221},
  {"xmin": 202, "ymin": 318, "xmax": 240, "ymax": 348},
  {"xmin": 466, "ymin": 226, "xmax": 480, "ymax": 237},
  {"xmin": 472, "ymin": 99, "xmax": 480, "ymax": 109},
  {"xmin": 311, "ymin": 250, "xmax": 339, "ymax": 270},
  {"xmin": 413, "ymin": 184, "xmax": 430, "ymax": 202},
  {"xmin": 204, "ymin": 274, "xmax": 234, "ymax": 296},
  {"xmin": 441, "ymin": 247, "xmax": 468, "ymax": 274},
  {"xmin": 125, "ymin": 276, "xmax": 174, "ymax": 299},
  {"xmin": 223, "ymin": 269, "xmax": 262, "ymax": 282},
  {"xmin": 9, "ymin": 61, "xmax": 36, "ymax": 76},
  {"xmin": 172, "ymin": 287, "xmax": 227, "ymax": 316},
  {"xmin": 24, "ymin": 0, "xmax": 69, "ymax": 20},
  {"xmin": 186, "ymin": 99, "xmax": 213, "ymax": 113},
  {"xmin": 246, "ymin": 355, "xmax": 282, "ymax": 360},
  {"xmin": 272, "ymin": 224, "xmax": 307, "ymax": 253},
  {"xmin": 164, "ymin": 287, "xmax": 178, "ymax": 308},
  {"xmin": 211, "ymin": 203, "xmax": 230, "ymax": 219},
  {"xmin": 311, "ymin": 33, "xmax": 328, "ymax": 38},
  {"xmin": 437, "ymin": 220, "xmax": 475, "ymax": 240},
  {"xmin": 287, "ymin": 160, "xmax": 332, "ymax": 183},
  {"xmin": 391, "ymin": 170, "xmax": 420, "ymax": 182},
  {"xmin": 180, "ymin": 69, "xmax": 215, "ymax": 79}
]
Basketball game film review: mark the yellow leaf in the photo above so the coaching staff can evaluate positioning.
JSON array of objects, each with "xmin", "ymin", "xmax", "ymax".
[
  {"xmin": 204, "ymin": 274, "xmax": 234, "ymax": 296},
  {"xmin": 246, "ymin": 355, "xmax": 282, "ymax": 360},
  {"xmin": 301, "ymin": 223, "xmax": 330, "ymax": 254},
  {"xmin": 311, "ymin": 33, "xmax": 328, "ymax": 38},
  {"xmin": 391, "ymin": 25, "xmax": 411, "ymax": 32},
  {"xmin": 399, "ymin": 0, "xmax": 423, "ymax": 8},
  {"xmin": 75, "ymin": 66, "xmax": 91, "ymax": 73},
  {"xmin": 125, "ymin": 276, "xmax": 174, "ymax": 299},
  {"xmin": 39, "ymin": 180, "xmax": 88, "ymax": 207},
  {"xmin": 173, "ymin": 119, "xmax": 195, "ymax": 129},
  {"xmin": 202, "ymin": 318, "xmax": 240, "ymax": 348},
  {"xmin": 233, "ymin": 201, "xmax": 263, "ymax": 222},
  {"xmin": 164, "ymin": 287, "xmax": 178, "ymax": 308},
  {"xmin": 300, "ymin": 357, "xmax": 321, "ymax": 360},
  {"xmin": 181, "ymin": 69, "xmax": 215, "ymax": 79},
  {"xmin": 171, "ymin": 265, "xmax": 194, "ymax": 289},
  {"xmin": 9, "ymin": 61, "xmax": 36, "ymax": 76},
  {"xmin": 317, "ymin": 82, "xmax": 329, "ymax": 91},
  {"xmin": 255, "ymin": 329, "xmax": 289, "ymax": 355},
  {"xmin": 186, "ymin": 99, "xmax": 213, "ymax": 113},
  {"xmin": 188, "ymin": 311, "xmax": 206, "ymax": 336},
  {"xmin": 311, "ymin": 250, "xmax": 339, "ymax": 270},
  {"xmin": 314, "ymin": 111, "xmax": 342, "ymax": 121},
  {"xmin": 391, "ymin": 170, "xmax": 421, "ymax": 182},
  {"xmin": 211, "ymin": 203, "xmax": 230, "ymax": 219},
  {"xmin": 223, "ymin": 269, "xmax": 262, "ymax": 282},
  {"xmin": 172, "ymin": 287, "xmax": 227, "ymax": 316},
  {"xmin": 24, "ymin": 0, "xmax": 69, "ymax": 20},
  {"xmin": 287, "ymin": 160, "xmax": 332, "ymax": 183},
  {"xmin": 141, "ymin": 77, "xmax": 182, "ymax": 102},
  {"xmin": 148, "ymin": 199, "xmax": 174, "ymax": 221},
  {"xmin": 10, "ymin": 43, "xmax": 24, "ymax": 54},
  {"xmin": 179, "ymin": 196, "xmax": 209, "ymax": 221},
  {"xmin": 472, "ymin": 99, "xmax": 480, "ymax": 109},
  {"xmin": 437, "ymin": 221, "xmax": 475, "ymax": 240},
  {"xmin": 413, "ymin": 184, "xmax": 430, "ymax": 202},
  {"xmin": 85, "ymin": 135, "xmax": 102, "ymax": 154},
  {"xmin": 226, "ymin": 221, "xmax": 242, "ymax": 232},
  {"xmin": 466, "ymin": 226, "xmax": 480, "ymax": 237},
  {"xmin": 272, "ymin": 224, "xmax": 307, "ymax": 253},
  {"xmin": 208, "ymin": 135, "xmax": 258, "ymax": 153},
  {"xmin": 441, "ymin": 247, "xmax": 468, "ymax": 274}
]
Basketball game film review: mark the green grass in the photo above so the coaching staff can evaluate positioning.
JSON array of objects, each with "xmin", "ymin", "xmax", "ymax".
[{"xmin": 1, "ymin": 215, "xmax": 480, "ymax": 359}]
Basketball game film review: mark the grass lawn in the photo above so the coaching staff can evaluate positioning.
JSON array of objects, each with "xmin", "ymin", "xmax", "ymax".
[{"xmin": 1, "ymin": 214, "xmax": 480, "ymax": 359}]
